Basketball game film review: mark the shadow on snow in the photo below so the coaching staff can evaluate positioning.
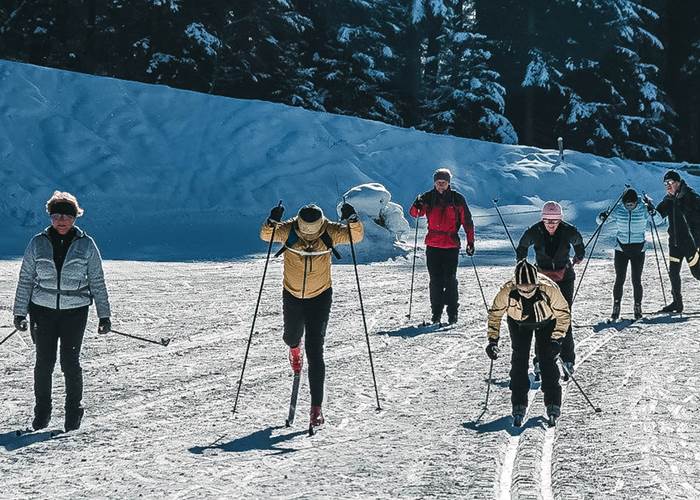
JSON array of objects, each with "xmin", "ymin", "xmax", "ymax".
[
  {"xmin": 188, "ymin": 426, "xmax": 307, "ymax": 456},
  {"xmin": 376, "ymin": 323, "xmax": 452, "ymax": 338},
  {"xmin": 0, "ymin": 429, "xmax": 62, "ymax": 451},
  {"xmin": 462, "ymin": 415, "xmax": 548, "ymax": 436}
]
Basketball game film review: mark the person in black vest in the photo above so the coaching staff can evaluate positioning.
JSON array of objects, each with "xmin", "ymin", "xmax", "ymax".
[
  {"xmin": 516, "ymin": 201, "xmax": 584, "ymax": 378},
  {"xmin": 647, "ymin": 170, "xmax": 700, "ymax": 312}
]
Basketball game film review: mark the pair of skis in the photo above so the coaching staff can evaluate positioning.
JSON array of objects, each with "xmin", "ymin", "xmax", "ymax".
[{"xmin": 285, "ymin": 368, "xmax": 322, "ymax": 436}]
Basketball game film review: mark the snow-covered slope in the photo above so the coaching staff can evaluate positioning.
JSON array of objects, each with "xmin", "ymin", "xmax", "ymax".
[{"xmin": 0, "ymin": 60, "xmax": 696, "ymax": 260}]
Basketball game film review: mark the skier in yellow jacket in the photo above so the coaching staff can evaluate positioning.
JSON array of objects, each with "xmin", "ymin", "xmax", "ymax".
[
  {"xmin": 485, "ymin": 259, "xmax": 570, "ymax": 427},
  {"xmin": 260, "ymin": 202, "xmax": 363, "ymax": 429}
]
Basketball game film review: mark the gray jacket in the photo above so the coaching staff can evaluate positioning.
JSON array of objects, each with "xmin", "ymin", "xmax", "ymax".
[{"xmin": 13, "ymin": 226, "xmax": 111, "ymax": 318}]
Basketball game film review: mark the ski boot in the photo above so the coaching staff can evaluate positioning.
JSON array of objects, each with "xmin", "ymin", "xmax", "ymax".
[
  {"xmin": 32, "ymin": 408, "xmax": 51, "ymax": 431},
  {"xmin": 512, "ymin": 404, "xmax": 527, "ymax": 428},
  {"xmin": 431, "ymin": 312, "xmax": 442, "ymax": 325},
  {"xmin": 611, "ymin": 299, "xmax": 621, "ymax": 320},
  {"xmin": 309, "ymin": 405, "xmax": 325, "ymax": 435},
  {"xmin": 447, "ymin": 312, "xmax": 458, "ymax": 325},
  {"xmin": 546, "ymin": 404, "xmax": 561, "ymax": 427},
  {"xmin": 633, "ymin": 302, "xmax": 642, "ymax": 320},
  {"xmin": 533, "ymin": 360, "xmax": 541, "ymax": 382},
  {"xmin": 64, "ymin": 407, "xmax": 84, "ymax": 432},
  {"xmin": 661, "ymin": 295, "xmax": 683, "ymax": 313},
  {"xmin": 289, "ymin": 343, "xmax": 303, "ymax": 374}
]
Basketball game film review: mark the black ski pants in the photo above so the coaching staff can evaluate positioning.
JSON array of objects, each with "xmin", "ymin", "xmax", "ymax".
[
  {"xmin": 533, "ymin": 277, "xmax": 575, "ymax": 366},
  {"xmin": 509, "ymin": 317, "xmax": 561, "ymax": 409},
  {"xmin": 29, "ymin": 303, "xmax": 88, "ymax": 417},
  {"xmin": 668, "ymin": 244, "xmax": 700, "ymax": 300},
  {"xmin": 425, "ymin": 246, "xmax": 459, "ymax": 319},
  {"xmin": 283, "ymin": 288, "xmax": 332, "ymax": 407},
  {"xmin": 613, "ymin": 249, "xmax": 645, "ymax": 303}
]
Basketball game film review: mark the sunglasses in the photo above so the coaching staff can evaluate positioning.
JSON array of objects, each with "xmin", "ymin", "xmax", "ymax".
[
  {"xmin": 664, "ymin": 180, "xmax": 676, "ymax": 186},
  {"xmin": 50, "ymin": 213, "xmax": 75, "ymax": 222},
  {"xmin": 542, "ymin": 219, "xmax": 560, "ymax": 225}
]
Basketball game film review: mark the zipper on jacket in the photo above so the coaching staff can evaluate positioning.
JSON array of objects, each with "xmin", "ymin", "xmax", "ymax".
[
  {"xmin": 673, "ymin": 201, "xmax": 678, "ymax": 247},
  {"xmin": 301, "ymin": 256, "xmax": 309, "ymax": 299},
  {"xmin": 627, "ymin": 210, "xmax": 631, "ymax": 244}
]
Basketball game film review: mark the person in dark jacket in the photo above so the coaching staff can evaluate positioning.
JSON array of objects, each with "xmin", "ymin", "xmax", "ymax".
[
  {"xmin": 409, "ymin": 168, "xmax": 475, "ymax": 325},
  {"xmin": 648, "ymin": 170, "xmax": 700, "ymax": 312},
  {"xmin": 598, "ymin": 188, "xmax": 656, "ymax": 319},
  {"xmin": 516, "ymin": 201, "xmax": 584, "ymax": 377},
  {"xmin": 13, "ymin": 191, "xmax": 112, "ymax": 432}
]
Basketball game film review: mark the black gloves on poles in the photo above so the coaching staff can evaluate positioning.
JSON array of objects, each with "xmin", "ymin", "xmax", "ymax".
[
  {"xmin": 485, "ymin": 339, "xmax": 499, "ymax": 360},
  {"xmin": 98, "ymin": 318, "xmax": 112, "ymax": 334},
  {"xmin": 269, "ymin": 205, "xmax": 285, "ymax": 223},
  {"xmin": 13, "ymin": 316, "xmax": 28, "ymax": 331},
  {"xmin": 413, "ymin": 195, "xmax": 424, "ymax": 210},
  {"xmin": 340, "ymin": 203, "xmax": 357, "ymax": 221},
  {"xmin": 598, "ymin": 211, "xmax": 608, "ymax": 221},
  {"xmin": 642, "ymin": 195, "xmax": 656, "ymax": 215},
  {"xmin": 466, "ymin": 242, "xmax": 475, "ymax": 256}
]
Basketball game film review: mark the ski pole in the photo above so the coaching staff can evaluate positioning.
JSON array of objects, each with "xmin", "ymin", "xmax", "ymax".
[
  {"xmin": 406, "ymin": 216, "xmax": 420, "ymax": 320},
  {"xmin": 558, "ymin": 358, "xmax": 602, "ymax": 413},
  {"xmin": 573, "ymin": 186, "xmax": 628, "ymax": 303},
  {"xmin": 649, "ymin": 216, "xmax": 668, "ymax": 306},
  {"xmin": 0, "ymin": 328, "xmax": 18, "ymax": 347},
  {"xmin": 492, "ymin": 199, "xmax": 517, "ymax": 253},
  {"xmin": 583, "ymin": 186, "xmax": 629, "ymax": 250},
  {"xmin": 233, "ymin": 200, "xmax": 282, "ymax": 416},
  {"xmin": 344, "ymin": 209, "xmax": 382, "ymax": 411},
  {"xmin": 470, "ymin": 255, "xmax": 494, "ymax": 412},
  {"xmin": 111, "ymin": 329, "xmax": 171, "ymax": 347}
]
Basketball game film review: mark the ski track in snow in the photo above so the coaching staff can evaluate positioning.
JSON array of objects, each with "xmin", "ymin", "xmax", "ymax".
[{"xmin": 1, "ymin": 258, "xmax": 699, "ymax": 498}]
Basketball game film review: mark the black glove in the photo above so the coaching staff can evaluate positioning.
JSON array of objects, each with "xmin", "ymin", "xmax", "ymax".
[
  {"xmin": 642, "ymin": 195, "xmax": 655, "ymax": 214},
  {"xmin": 550, "ymin": 339, "xmax": 562, "ymax": 357},
  {"xmin": 98, "ymin": 317, "xmax": 112, "ymax": 335},
  {"xmin": 598, "ymin": 211, "xmax": 608, "ymax": 221},
  {"xmin": 413, "ymin": 195, "xmax": 424, "ymax": 210},
  {"xmin": 466, "ymin": 242, "xmax": 475, "ymax": 256},
  {"xmin": 269, "ymin": 205, "xmax": 285, "ymax": 223},
  {"xmin": 485, "ymin": 339, "xmax": 499, "ymax": 360},
  {"xmin": 14, "ymin": 315, "xmax": 28, "ymax": 332},
  {"xmin": 340, "ymin": 203, "xmax": 357, "ymax": 221}
]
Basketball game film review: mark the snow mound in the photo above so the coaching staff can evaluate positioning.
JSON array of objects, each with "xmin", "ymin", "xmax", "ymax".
[{"xmin": 335, "ymin": 183, "xmax": 410, "ymax": 263}]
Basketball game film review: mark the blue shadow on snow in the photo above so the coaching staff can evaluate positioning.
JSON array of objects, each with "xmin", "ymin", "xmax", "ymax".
[
  {"xmin": 0, "ymin": 429, "xmax": 62, "ymax": 451},
  {"xmin": 462, "ymin": 415, "xmax": 547, "ymax": 436},
  {"xmin": 189, "ymin": 426, "xmax": 307, "ymax": 456}
]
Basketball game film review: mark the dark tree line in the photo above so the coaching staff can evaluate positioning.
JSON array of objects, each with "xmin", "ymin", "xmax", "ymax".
[{"xmin": 1, "ymin": 0, "xmax": 698, "ymax": 162}]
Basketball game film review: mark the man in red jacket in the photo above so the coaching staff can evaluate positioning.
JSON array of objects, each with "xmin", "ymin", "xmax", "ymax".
[{"xmin": 410, "ymin": 168, "xmax": 475, "ymax": 324}]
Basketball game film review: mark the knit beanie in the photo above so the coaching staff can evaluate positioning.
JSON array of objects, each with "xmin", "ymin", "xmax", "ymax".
[
  {"xmin": 622, "ymin": 189, "xmax": 638, "ymax": 204},
  {"xmin": 514, "ymin": 259, "xmax": 539, "ymax": 285},
  {"xmin": 664, "ymin": 170, "xmax": 681, "ymax": 182},
  {"xmin": 297, "ymin": 204, "xmax": 325, "ymax": 235},
  {"xmin": 541, "ymin": 201, "xmax": 563, "ymax": 221},
  {"xmin": 433, "ymin": 168, "xmax": 452, "ymax": 183}
]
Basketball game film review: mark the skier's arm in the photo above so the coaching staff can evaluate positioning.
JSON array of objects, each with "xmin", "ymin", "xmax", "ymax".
[
  {"xmin": 86, "ymin": 238, "xmax": 111, "ymax": 319},
  {"xmin": 656, "ymin": 197, "xmax": 671, "ymax": 218},
  {"xmin": 409, "ymin": 192, "xmax": 429, "ymax": 218},
  {"xmin": 259, "ymin": 220, "xmax": 292, "ymax": 244},
  {"xmin": 546, "ymin": 284, "xmax": 571, "ymax": 340},
  {"xmin": 570, "ymin": 229, "xmax": 585, "ymax": 261},
  {"xmin": 487, "ymin": 284, "xmax": 510, "ymax": 341},
  {"xmin": 13, "ymin": 239, "xmax": 37, "ymax": 317},
  {"xmin": 327, "ymin": 219, "xmax": 364, "ymax": 245},
  {"xmin": 461, "ymin": 202, "xmax": 475, "ymax": 245},
  {"xmin": 515, "ymin": 229, "xmax": 532, "ymax": 261}
]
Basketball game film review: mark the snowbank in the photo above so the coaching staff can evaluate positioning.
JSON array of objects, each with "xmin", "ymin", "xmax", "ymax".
[{"xmin": 0, "ymin": 59, "xmax": 696, "ymax": 261}]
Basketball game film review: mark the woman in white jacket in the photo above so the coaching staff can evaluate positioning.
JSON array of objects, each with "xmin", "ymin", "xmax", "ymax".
[{"xmin": 13, "ymin": 191, "xmax": 111, "ymax": 432}]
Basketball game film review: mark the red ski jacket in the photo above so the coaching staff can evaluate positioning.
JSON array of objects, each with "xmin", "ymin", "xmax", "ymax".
[{"xmin": 409, "ymin": 188, "xmax": 475, "ymax": 249}]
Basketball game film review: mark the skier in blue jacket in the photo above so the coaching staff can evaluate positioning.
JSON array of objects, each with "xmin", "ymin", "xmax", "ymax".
[{"xmin": 598, "ymin": 188, "xmax": 655, "ymax": 319}]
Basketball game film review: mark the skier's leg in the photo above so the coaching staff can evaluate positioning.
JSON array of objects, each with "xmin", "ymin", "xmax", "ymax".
[
  {"xmin": 534, "ymin": 321, "xmax": 562, "ymax": 410},
  {"xmin": 58, "ymin": 306, "xmax": 88, "ymax": 424},
  {"xmin": 667, "ymin": 244, "xmax": 683, "ymax": 310},
  {"xmin": 282, "ymin": 289, "xmax": 305, "ymax": 348},
  {"xmin": 444, "ymin": 247, "xmax": 460, "ymax": 321},
  {"xmin": 30, "ymin": 304, "xmax": 59, "ymax": 428},
  {"xmin": 556, "ymin": 277, "xmax": 576, "ymax": 365},
  {"xmin": 303, "ymin": 288, "xmax": 332, "ymax": 407},
  {"xmin": 508, "ymin": 318, "xmax": 532, "ymax": 410},
  {"xmin": 612, "ymin": 250, "xmax": 629, "ymax": 301},
  {"xmin": 630, "ymin": 250, "xmax": 645, "ymax": 306},
  {"xmin": 426, "ymin": 246, "xmax": 444, "ymax": 321}
]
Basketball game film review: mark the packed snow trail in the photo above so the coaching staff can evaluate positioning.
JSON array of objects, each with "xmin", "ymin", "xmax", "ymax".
[{"xmin": 1, "ymin": 258, "xmax": 699, "ymax": 498}]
